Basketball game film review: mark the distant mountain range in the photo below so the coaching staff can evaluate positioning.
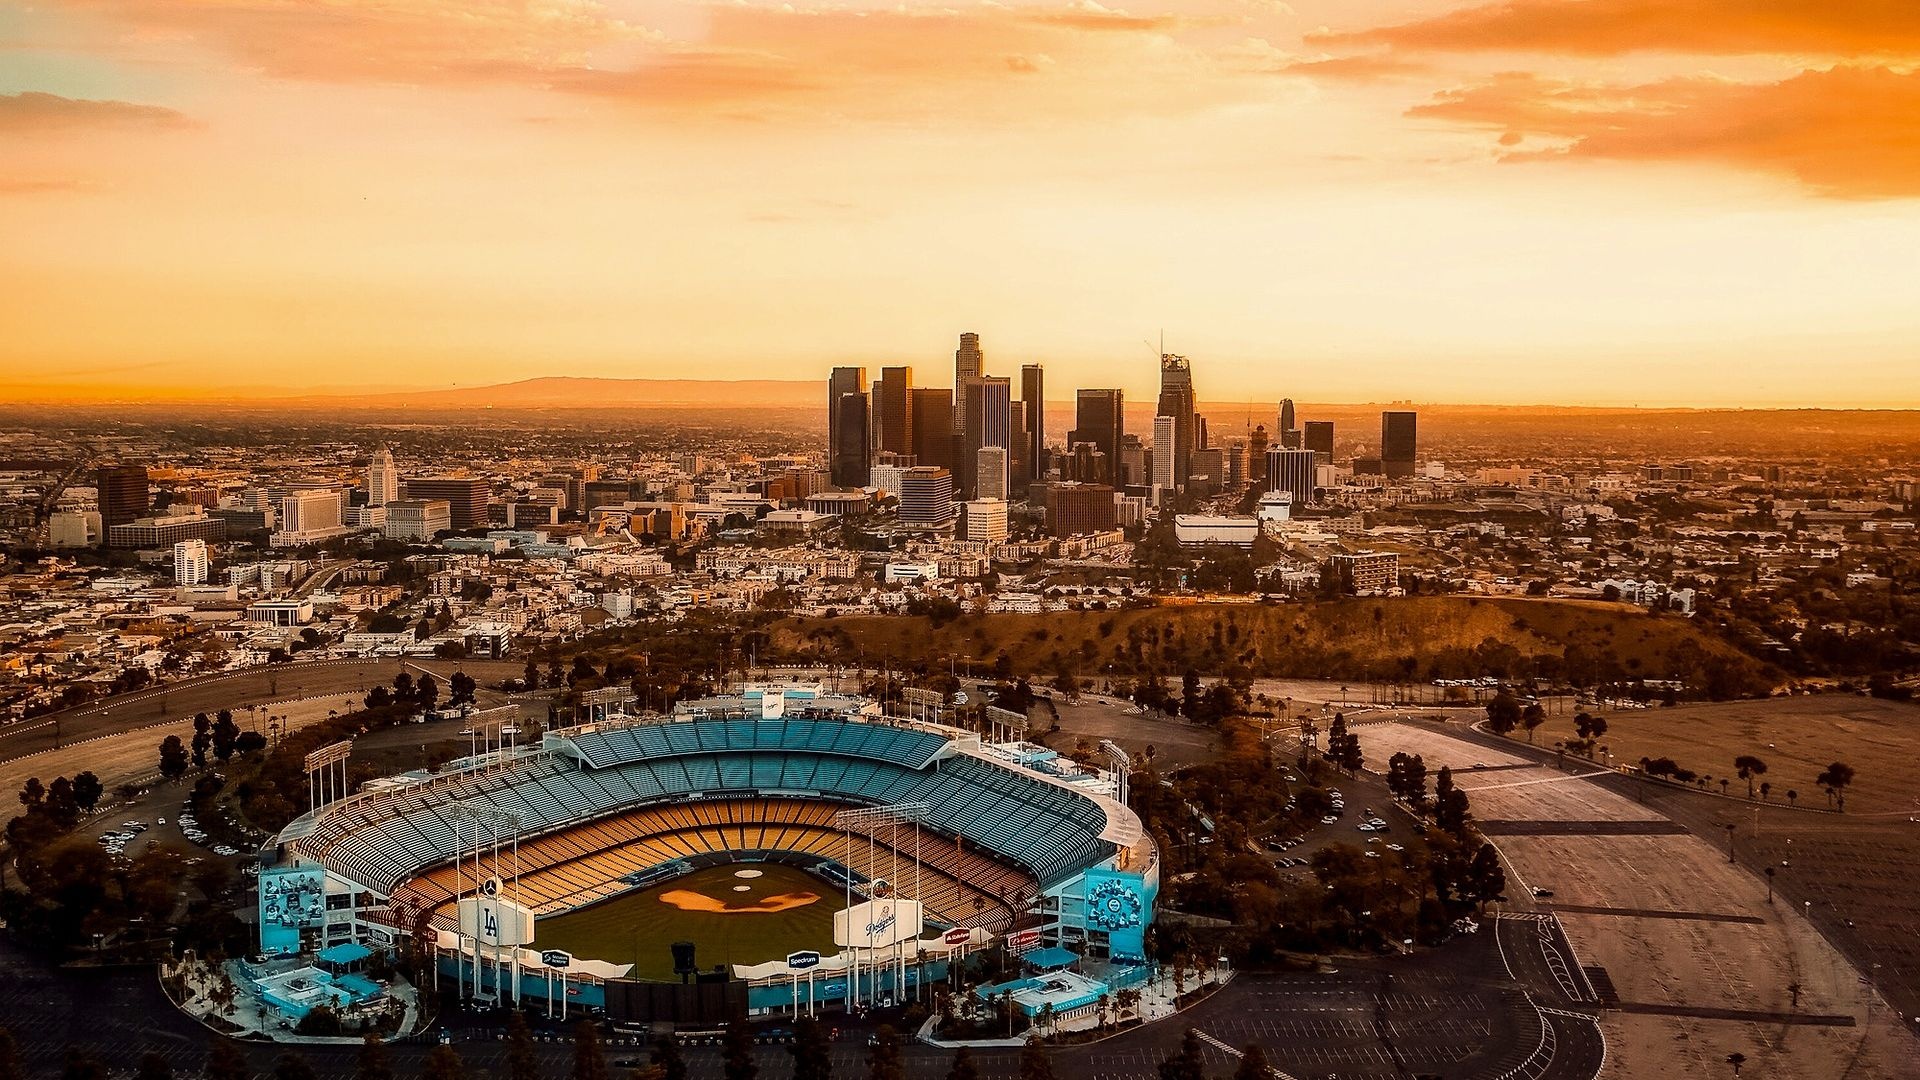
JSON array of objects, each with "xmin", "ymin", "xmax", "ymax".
[{"xmin": 339, "ymin": 377, "xmax": 821, "ymax": 408}]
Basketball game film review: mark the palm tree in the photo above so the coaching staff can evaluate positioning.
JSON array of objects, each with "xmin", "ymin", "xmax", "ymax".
[
  {"xmin": 1786, "ymin": 789, "xmax": 1798, "ymax": 807},
  {"xmin": 1726, "ymin": 1051, "xmax": 1746, "ymax": 1075}
]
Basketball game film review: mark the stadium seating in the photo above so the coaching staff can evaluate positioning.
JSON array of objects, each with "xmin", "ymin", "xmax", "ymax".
[{"xmin": 294, "ymin": 717, "xmax": 1116, "ymax": 926}]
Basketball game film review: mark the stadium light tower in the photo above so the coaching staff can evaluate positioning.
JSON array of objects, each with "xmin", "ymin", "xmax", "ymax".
[
  {"xmin": 832, "ymin": 803, "xmax": 930, "ymax": 1010},
  {"xmin": 445, "ymin": 801, "xmax": 526, "ymax": 1005},
  {"xmin": 1099, "ymin": 740, "xmax": 1132, "ymax": 807}
]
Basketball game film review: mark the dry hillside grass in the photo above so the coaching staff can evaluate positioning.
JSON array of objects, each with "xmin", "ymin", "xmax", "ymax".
[{"xmin": 772, "ymin": 597, "xmax": 1776, "ymax": 692}]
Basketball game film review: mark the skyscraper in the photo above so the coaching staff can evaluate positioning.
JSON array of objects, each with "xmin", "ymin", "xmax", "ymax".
[
  {"xmin": 402, "ymin": 476, "xmax": 490, "ymax": 530},
  {"xmin": 1278, "ymin": 399, "xmax": 1301, "ymax": 449},
  {"xmin": 962, "ymin": 376, "xmax": 1012, "ymax": 500},
  {"xmin": 1382, "ymin": 411, "xmax": 1418, "ymax": 479},
  {"xmin": 96, "ymin": 464, "xmax": 149, "ymax": 530},
  {"xmin": 1248, "ymin": 425, "xmax": 1270, "ymax": 485},
  {"xmin": 1266, "ymin": 448, "xmax": 1318, "ymax": 505},
  {"xmin": 1304, "ymin": 421, "xmax": 1335, "ymax": 463},
  {"xmin": 1071, "ymin": 389, "xmax": 1124, "ymax": 468},
  {"xmin": 910, "ymin": 388, "xmax": 954, "ymax": 471},
  {"xmin": 1020, "ymin": 364, "xmax": 1045, "ymax": 483},
  {"xmin": 828, "ymin": 367, "xmax": 870, "ymax": 488},
  {"xmin": 1151, "ymin": 414, "xmax": 1178, "ymax": 495},
  {"xmin": 876, "ymin": 366, "xmax": 914, "ymax": 455},
  {"xmin": 832, "ymin": 392, "xmax": 872, "ymax": 488},
  {"xmin": 1279, "ymin": 398, "xmax": 1296, "ymax": 433},
  {"xmin": 173, "ymin": 539, "xmax": 210, "ymax": 586},
  {"xmin": 896, "ymin": 467, "xmax": 956, "ymax": 527},
  {"xmin": 953, "ymin": 332, "xmax": 983, "ymax": 434},
  {"xmin": 975, "ymin": 446, "xmax": 1010, "ymax": 501},
  {"xmin": 368, "ymin": 447, "xmax": 399, "ymax": 506},
  {"xmin": 1156, "ymin": 354, "xmax": 1197, "ymax": 491}
]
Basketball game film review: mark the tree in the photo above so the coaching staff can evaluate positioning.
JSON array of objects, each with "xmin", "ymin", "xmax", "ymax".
[
  {"xmin": 1485, "ymin": 692, "xmax": 1522, "ymax": 736},
  {"xmin": 1726, "ymin": 1051, "xmax": 1746, "ymax": 1076},
  {"xmin": 1816, "ymin": 762, "xmax": 1856, "ymax": 811},
  {"xmin": 1468, "ymin": 843, "xmax": 1506, "ymax": 910},
  {"xmin": 212, "ymin": 711, "xmax": 240, "ymax": 762},
  {"xmin": 504, "ymin": 1012, "xmax": 538, "ymax": 1080},
  {"xmin": 16, "ymin": 777, "xmax": 43, "ymax": 808},
  {"xmin": 1234, "ymin": 1044, "xmax": 1273, "ymax": 1080},
  {"xmin": 573, "ymin": 1021, "xmax": 610, "ymax": 1080},
  {"xmin": 134, "ymin": 1052, "xmax": 174, "ymax": 1080},
  {"xmin": 421, "ymin": 1046, "xmax": 466, "ymax": 1080},
  {"xmin": 355, "ymin": 1035, "xmax": 392, "ymax": 1080},
  {"xmin": 1434, "ymin": 767, "xmax": 1470, "ymax": 838},
  {"xmin": 1017, "ymin": 1035, "xmax": 1054, "ymax": 1080},
  {"xmin": 1573, "ymin": 712, "xmax": 1608, "ymax": 742},
  {"xmin": 204, "ymin": 1038, "xmax": 249, "ymax": 1080},
  {"xmin": 71, "ymin": 771, "xmax": 103, "ymax": 814},
  {"xmin": 789, "ymin": 1016, "xmax": 831, "ymax": 1080},
  {"xmin": 944, "ymin": 1047, "xmax": 981, "ymax": 1080},
  {"xmin": 866, "ymin": 1024, "xmax": 903, "ymax": 1080},
  {"xmin": 1157, "ymin": 1030, "xmax": 1207, "ymax": 1080},
  {"xmin": 61, "ymin": 1049, "xmax": 107, "ymax": 1080},
  {"xmin": 650, "ymin": 1036, "xmax": 689, "ymax": 1080},
  {"xmin": 0, "ymin": 1027, "xmax": 19, "ymax": 1080},
  {"xmin": 1521, "ymin": 703, "xmax": 1547, "ymax": 743},
  {"xmin": 1733, "ymin": 756, "xmax": 1768, "ymax": 799},
  {"xmin": 272, "ymin": 1052, "xmax": 316, "ymax": 1080},
  {"xmin": 159, "ymin": 735, "xmax": 190, "ymax": 781},
  {"xmin": 722, "ymin": 1015, "xmax": 758, "ymax": 1080}
]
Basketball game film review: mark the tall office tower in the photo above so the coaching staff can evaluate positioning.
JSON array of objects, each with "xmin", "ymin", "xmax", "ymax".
[
  {"xmin": 910, "ymin": 388, "xmax": 954, "ymax": 470},
  {"xmin": 963, "ymin": 498, "xmax": 1009, "ymax": 543},
  {"xmin": 1248, "ymin": 425, "xmax": 1270, "ymax": 485},
  {"xmin": 876, "ymin": 366, "xmax": 914, "ymax": 455},
  {"xmin": 1020, "ymin": 364, "xmax": 1046, "ymax": 482},
  {"xmin": 1118, "ymin": 435, "xmax": 1148, "ymax": 489},
  {"xmin": 1071, "ymin": 389, "xmax": 1125, "ymax": 465},
  {"xmin": 896, "ymin": 467, "xmax": 956, "ymax": 527},
  {"xmin": 835, "ymin": 396, "xmax": 874, "ymax": 488},
  {"xmin": 1151, "ymin": 415, "xmax": 1178, "ymax": 494},
  {"xmin": 281, "ymin": 488, "xmax": 345, "ymax": 534},
  {"xmin": 1279, "ymin": 398, "xmax": 1296, "ymax": 435},
  {"xmin": 367, "ymin": 446, "xmax": 399, "ymax": 506},
  {"xmin": 1304, "ymin": 420, "xmax": 1335, "ymax": 464},
  {"xmin": 1382, "ymin": 410, "xmax": 1418, "ymax": 479},
  {"xmin": 1266, "ymin": 448, "xmax": 1318, "ymax": 505},
  {"xmin": 401, "ymin": 476, "xmax": 489, "ymax": 530},
  {"xmin": 173, "ymin": 539, "xmax": 210, "ymax": 586},
  {"xmin": 1046, "ymin": 482, "xmax": 1118, "ymax": 537},
  {"xmin": 961, "ymin": 376, "xmax": 1012, "ymax": 500},
  {"xmin": 975, "ymin": 446, "xmax": 1010, "ymax": 501},
  {"xmin": 953, "ymin": 332, "xmax": 983, "ymax": 433},
  {"xmin": 1225, "ymin": 444, "xmax": 1247, "ymax": 487},
  {"xmin": 1156, "ymin": 354, "xmax": 1197, "ymax": 490},
  {"xmin": 96, "ymin": 465, "xmax": 150, "ymax": 530}
]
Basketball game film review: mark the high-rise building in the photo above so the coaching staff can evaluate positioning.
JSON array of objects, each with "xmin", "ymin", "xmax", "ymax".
[
  {"xmin": 1071, "ymin": 389, "xmax": 1124, "ymax": 466},
  {"xmin": 173, "ymin": 539, "xmax": 210, "ymax": 586},
  {"xmin": 1118, "ymin": 435, "xmax": 1147, "ymax": 489},
  {"xmin": 963, "ymin": 498, "xmax": 1009, "ymax": 543},
  {"xmin": 876, "ymin": 366, "xmax": 914, "ymax": 455},
  {"xmin": 1304, "ymin": 421, "xmax": 1335, "ymax": 463},
  {"xmin": 96, "ymin": 465, "xmax": 150, "ymax": 531},
  {"xmin": 1020, "ymin": 364, "xmax": 1045, "ymax": 484},
  {"xmin": 1151, "ymin": 415, "xmax": 1178, "ymax": 494},
  {"xmin": 896, "ymin": 467, "xmax": 956, "ymax": 527},
  {"xmin": 909, "ymin": 388, "xmax": 953, "ymax": 471},
  {"xmin": 1046, "ymin": 482, "xmax": 1117, "ymax": 537},
  {"xmin": 975, "ymin": 446, "xmax": 1010, "ymax": 501},
  {"xmin": 828, "ymin": 366, "xmax": 870, "ymax": 488},
  {"xmin": 1248, "ymin": 426, "xmax": 1270, "ymax": 485},
  {"xmin": 402, "ymin": 476, "xmax": 490, "ymax": 530},
  {"xmin": 368, "ymin": 447, "xmax": 399, "ymax": 506},
  {"xmin": 383, "ymin": 499, "xmax": 452, "ymax": 541},
  {"xmin": 1156, "ymin": 355, "xmax": 1198, "ymax": 490},
  {"xmin": 1279, "ymin": 398, "xmax": 1296, "ymax": 435},
  {"xmin": 961, "ymin": 376, "xmax": 1012, "ymax": 500},
  {"xmin": 1382, "ymin": 411, "xmax": 1418, "ymax": 479},
  {"xmin": 953, "ymin": 333, "xmax": 983, "ymax": 433},
  {"xmin": 280, "ymin": 489, "xmax": 344, "ymax": 535},
  {"xmin": 1266, "ymin": 448, "xmax": 1318, "ymax": 505}
]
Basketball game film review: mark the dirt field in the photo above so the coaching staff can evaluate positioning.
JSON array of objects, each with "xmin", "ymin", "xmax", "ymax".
[{"xmin": 1353, "ymin": 720, "xmax": 1920, "ymax": 1080}]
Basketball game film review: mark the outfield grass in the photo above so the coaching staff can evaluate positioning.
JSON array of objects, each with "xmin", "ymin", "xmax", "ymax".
[{"xmin": 533, "ymin": 863, "xmax": 844, "ymax": 979}]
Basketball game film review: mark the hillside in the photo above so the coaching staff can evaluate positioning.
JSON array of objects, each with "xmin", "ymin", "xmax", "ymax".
[
  {"xmin": 771, "ymin": 597, "xmax": 1778, "ymax": 696},
  {"xmin": 338, "ymin": 376, "xmax": 819, "ymax": 408}
]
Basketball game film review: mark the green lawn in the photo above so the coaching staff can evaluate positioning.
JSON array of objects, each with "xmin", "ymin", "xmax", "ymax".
[{"xmin": 533, "ymin": 863, "xmax": 844, "ymax": 979}]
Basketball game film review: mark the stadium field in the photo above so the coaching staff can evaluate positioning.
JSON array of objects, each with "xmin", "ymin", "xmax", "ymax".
[{"xmin": 533, "ymin": 863, "xmax": 847, "ymax": 980}]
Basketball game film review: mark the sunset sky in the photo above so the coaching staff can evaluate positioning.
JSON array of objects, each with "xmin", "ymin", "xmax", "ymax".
[{"xmin": 2, "ymin": 0, "xmax": 1917, "ymax": 406}]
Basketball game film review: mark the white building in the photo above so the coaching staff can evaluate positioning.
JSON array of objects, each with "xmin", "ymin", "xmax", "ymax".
[
  {"xmin": 273, "ymin": 489, "xmax": 354, "ymax": 547},
  {"xmin": 1174, "ymin": 515, "xmax": 1260, "ymax": 549},
  {"xmin": 963, "ymin": 498, "xmax": 1010, "ymax": 543},
  {"xmin": 383, "ymin": 499, "xmax": 451, "ymax": 541},
  {"xmin": 173, "ymin": 539, "xmax": 210, "ymax": 586},
  {"xmin": 1151, "ymin": 415, "xmax": 1177, "ymax": 496},
  {"xmin": 368, "ymin": 446, "xmax": 399, "ymax": 507},
  {"xmin": 1256, "ymin": 491, "xmax": 1293, "ymax": 523},
  {"xmin": 49, "ymin": 510, "xmax": 102, "ymax": 549}
]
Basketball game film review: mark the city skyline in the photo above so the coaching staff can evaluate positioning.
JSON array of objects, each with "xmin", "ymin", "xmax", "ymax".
[{"xmin": 4, "ymin": 1, "xmax": 1918, "ymax": 407}]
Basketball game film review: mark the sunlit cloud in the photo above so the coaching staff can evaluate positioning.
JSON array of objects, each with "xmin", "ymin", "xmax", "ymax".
[
  {"xmin": 1410, "ymin": 65, "xmax": 1920, "ymax": 198},
  {"xmin": 0, "ymin": 91, "xmax": 190, "ymax": 132}
]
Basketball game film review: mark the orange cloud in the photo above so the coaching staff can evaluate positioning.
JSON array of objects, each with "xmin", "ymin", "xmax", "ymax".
[
  {"xmin": 1410, "ymin": 65, "xmax": 1920, "ymax": 198},
  {"xmin": 0, "ymin": 91, "xmax": 189, "ymax": 132},
  {"xmin": 1321, "ymin": 0, "xmax": 1920, "ymax": 58},
  {"xmin": 1280, "ymin": 54, "xmax": 1428, "ymax": 80}
]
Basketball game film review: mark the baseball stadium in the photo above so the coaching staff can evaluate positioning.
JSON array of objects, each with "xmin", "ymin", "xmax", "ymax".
[{"xmin": 259, "ymin": 684, "xmax": 1157, "ymax": 1024}]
